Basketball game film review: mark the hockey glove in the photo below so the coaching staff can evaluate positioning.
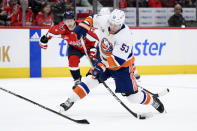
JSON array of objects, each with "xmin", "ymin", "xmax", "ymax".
[
  {"xmin": 74, "ymin": 21, "xmax": 90, "ymax": 39},
  {"xmin": 92, "ymin": 62, "xmax": 106, "ymax": 79},
  {"xmin": 89, "ymin": 47, "xmax": 97, "ymax": 60},
  {"xmin": 39, "ymin": 35, "xmax": 49, "ymax": 49}
]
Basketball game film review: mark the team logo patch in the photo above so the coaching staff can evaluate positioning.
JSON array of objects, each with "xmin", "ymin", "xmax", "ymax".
[{"xmin": 101, "ymin": 38, "xmax": 113, "ymax": 56}]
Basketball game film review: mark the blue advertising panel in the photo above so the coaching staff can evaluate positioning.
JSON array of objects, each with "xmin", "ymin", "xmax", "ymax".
[{"xmin": 30, "ymin": 29, "xmax": 41, "ymax": 77}]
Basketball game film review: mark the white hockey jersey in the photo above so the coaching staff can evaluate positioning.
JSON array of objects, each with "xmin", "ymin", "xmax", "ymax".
[
  {"xmin": 96, "ymin": 24, "xmax": 135, "ymax": 70},
  {"xmin": 83, "ymin": 12, "xmax": 135, "ymax": 71}
]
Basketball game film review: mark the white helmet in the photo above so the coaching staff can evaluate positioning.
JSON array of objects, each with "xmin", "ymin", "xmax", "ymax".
[
  {"xmin": 109, "ymin": 9, "xmax": 125, "ymax": 26},
  {"xmin": 99, "ymin": 7, "xmax": 110, "ymax": 15}
]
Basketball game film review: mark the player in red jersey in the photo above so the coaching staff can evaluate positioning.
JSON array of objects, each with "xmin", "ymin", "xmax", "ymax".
[{"xmin": 39, "ymin": 11, "xmax": 98, "ymax": 86}]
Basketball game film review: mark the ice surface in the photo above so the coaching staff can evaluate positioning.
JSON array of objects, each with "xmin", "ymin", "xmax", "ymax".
[{"xmin": 0, "ymin": 75, "xmax": 197, "ymax": 131}]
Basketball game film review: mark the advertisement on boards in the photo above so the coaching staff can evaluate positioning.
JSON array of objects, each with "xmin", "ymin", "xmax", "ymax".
[
  {"xmin": 1, "ymin": 27, "xmax": 197, "ymax": 78},
  {"xmin": 41, "ymin": 29, "xmax": 197, "ymax": 67},
  {"xmin": 0, "ymin": 29, "xmax": 29, "ymax": 68},
  {"xmin": 29, "ymin": 29, "xmax": 41, "ymax": 77},
  {"xmin": 131, "ymin": 29, "xmax": 197, "ymax": 65}
]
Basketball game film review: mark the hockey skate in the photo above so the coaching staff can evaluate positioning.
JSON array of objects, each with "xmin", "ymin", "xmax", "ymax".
[
  {"xmin": 151, "ymin": 96, "xmax": 165, "ymax": 113},
  {"xmin": 60, "ymin": 98, "xmax": 74, "ymax": 112}
]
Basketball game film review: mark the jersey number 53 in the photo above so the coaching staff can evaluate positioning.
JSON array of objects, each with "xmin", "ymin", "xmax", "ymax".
[{"xmin": 120, "ymin": 43, "xmax": 129, "ymax": 53}]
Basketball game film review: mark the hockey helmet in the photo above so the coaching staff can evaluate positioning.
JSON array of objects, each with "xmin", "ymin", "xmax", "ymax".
[
  {"xmin": 108, "ymin": 9, "xmax": 125, "ymax": 26},
  {"xmin": 63, "ymin": 11, "xmax": 75, "ymax": 19},
  {"xmin": 100, "ymin": 38, "xmax": 113, "ymax": 56},
  {"xmin": 99, "ymin": 7, "xmax": 110, "ymax": 15}
]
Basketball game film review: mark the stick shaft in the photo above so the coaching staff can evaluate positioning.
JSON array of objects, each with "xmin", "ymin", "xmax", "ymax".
[
  {"xmin": 0, "ymin": 87, "xmax": 89, "ymax": 124},
  {"xmin": 80, "ymin": 38, "xmax": 141, "ymax": 119}
]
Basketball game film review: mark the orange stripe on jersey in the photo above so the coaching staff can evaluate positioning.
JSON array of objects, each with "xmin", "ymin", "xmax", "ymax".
[
  {"xmin": 133, "ymin": 66, "xmax": 136, "ymax": 71},
  {"xmin": 129, "ymin": 63, "xmax": 133, "ymax": 73},
  {"xmin": 106, "ymin": 56, "xmax": 135, "ymax": 71},
  {"xmin": 84, "ymin": 17, "xmax": 93, "ymax": 27},
  {"xmin": 130, "ymin": 71, "xmax": 138, "ymax": 92},
  {"xmin": 144, "ymin": 92, "xmax": 151, "ymax": 105},
  {"xmin": 73, "ymin": 85, "xmax": 86, "ymax": 99},
  {"xmin": 106, "ymin": 56, "xmax": 119, "ymax": 70},
  {"xmin": 79, "ymin": 22, "xmax": 90, "ymax": 31},
  {"xmin": 122, "ymin": 56, "xmax": 135, "ymax": 68}
]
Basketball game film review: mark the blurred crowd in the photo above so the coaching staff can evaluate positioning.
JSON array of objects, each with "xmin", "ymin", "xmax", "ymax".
[
  {"xmin": 126, "ymin": 0, "xmax": 196, "ymax": 8},
  {"xmin": 0, "ymin": 0, "xmax": 196, "ymax": 26},
  {"xmin": 0, "ymin": 0, "xmax": 73, "ymax": 26}
]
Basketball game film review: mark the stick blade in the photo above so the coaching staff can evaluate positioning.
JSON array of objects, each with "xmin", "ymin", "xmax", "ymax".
[
  {"xmin": 158, "ymin": 88, "xmax": 170, "ymax": 97},
  {"xmin": 76, "ymin": 119, "xmax": 90, "ymax": 124},
  {"xmin": 138, "ymin": 112, "xmax": 153, "ymax": 120}
]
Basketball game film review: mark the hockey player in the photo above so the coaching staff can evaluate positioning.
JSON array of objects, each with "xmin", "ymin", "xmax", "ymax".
[
  {"xmin": 60, "ymin": 9, "xmax": 165, "ymax": 114},
  {"xmin": 74, "ymin": 7, "xmax": 140, "ymax": 80},
  {"xmin": 39, "ymin": 11, "xmax": 98, "ymax": 86}
]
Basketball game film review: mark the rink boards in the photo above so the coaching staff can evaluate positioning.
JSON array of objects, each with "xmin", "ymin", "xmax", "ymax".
[{"xmin": 0, "ymin": 27, "xmax": 197, "ymax": 78}]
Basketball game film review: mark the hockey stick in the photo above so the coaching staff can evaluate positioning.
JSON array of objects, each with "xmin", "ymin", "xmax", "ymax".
[
  {"xmin": 80, "ymin": 38, "xmax": 151, "ymax": 119},
  {"xmin": 138, "ymin": 86, "xmax": 169, "ymax": 98},
  {"xmin": 0, "ymin": 87, "xmax": 89, "ymax": 124}
]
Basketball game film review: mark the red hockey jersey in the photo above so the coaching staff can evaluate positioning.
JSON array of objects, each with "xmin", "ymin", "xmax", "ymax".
[{"xmin": 46, "ymin": 21, "xmax": 98, "ymax": 53}]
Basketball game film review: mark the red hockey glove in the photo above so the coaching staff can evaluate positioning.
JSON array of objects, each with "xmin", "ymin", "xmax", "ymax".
[
  {"xmin": 89, "ymin": 47, "xmax": 97, "ymax": 60},
  {"xmin": 39, "ymin": 35, "xmax": 49, "ymax": 49}
]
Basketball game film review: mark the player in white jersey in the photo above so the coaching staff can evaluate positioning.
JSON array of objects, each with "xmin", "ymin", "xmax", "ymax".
[
  {"xmin": 60, "ymin": 9, "xmax": 165, "ymax": 114},
  {"xmin": 75, "ymin": 7, "xmax": 140, "ymax": 79}
]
